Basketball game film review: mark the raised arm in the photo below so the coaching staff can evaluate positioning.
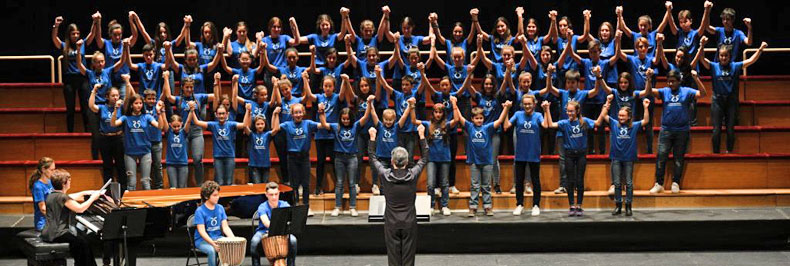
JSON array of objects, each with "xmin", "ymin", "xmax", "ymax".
[
  {"xmin": 592, "ymin": 66, "xmax": 612, "ymax": 95},
  {"xmin": 85, "ymin": 12, "xmax": 99, "ymax": 47},
  {"xmin": 149, "ymin": 102, "xmax": 164, "ymax": 129},
  {"xmin": 615, "ymin": 30, "xmax": 628, "ymax": 62},
  {"xmin": 51, "ymin": 16, "xmax": 63, "ymax": 48},
  {"xmin": 270, "ymin": 76, "xmax": 282, "ymax": 106},
  {"xmin": 258, "ymin": 42, "xmax": 278, "ymax": 73},
  {"xmin": 594, "ymin": 97, "xmax": 611, "ymax": 127},
  {"xmin": 515, "ymin": 7, "xmax": 525, "ymax": 38},
  {"xmin": 307, "ymin": 45, "xmax": 320, "ymax": 74},
  {"xmin": 653, "ymin": 33, "xmax": 664, "ymax": 66},
  {"xmin": 341, "ymin": 7, "xmax": 357, "ymax": 41},
  {"xmin": 546, "ymin": 64, "xmax": 559, "ymax": 97},
  {"xmin": 288, "ymin": 17, "xmax": 301, "ymax": 46},
  {"xmin": 230, "ymin": 74, "xmax": 239, "ymax": 111},
  {"xmin": 88, "ymin": 84, "xmax": 101, "ymax": 113},
  {"xmin": 75, "ymin": 40, "xmax": 87, "ymax": 75},
  {"xmin": 375, "ymin": 65, "xmax": 394, "ymax": 97},
  {"xmin": 615, "ymin": 6, "xmax": 634, "ymax": 38},
  {"xmin": 657, "ymin": 2, "xmax": 673, "ymax": 33},
  {"xmin": 429, "ymin": 13, "xmax": 446, "ymax": 44},
  {"xmin": 743, "ymin": 18, "xmax": 753, "ymax": 46},
  {"xmin": 317, "ymin": 103, "xmax": 330, "ymax": 129},
  {"xmin": 94, "ymin": 13, "xmax": 104, "ymax": 50},
  {"xmin": 518, "ymin": 35, "xmax": 538, "ymax": 70},
  {"xmin": 697, "ymin": 1, "xmax": 714, "ymax": 35},
  {"xmin": 213, "ymin": 72, "xmax": 222, "ymax": 112},
  {"xmin": 300, "ymin": 71, "xmax": 317, "ymax": 103},
  {"xmin": 476, "ymin": 34, "xmax": 493, "ymax": 69},
  {"xmin": 237, "ymin": 103, "xmax": 252, "ymax": 130},
  {"xmin": 162, "ymin": 71, "xmax": 176, "ymax": 104},
  {"xmin": 474, "ymin": 11, "xmax": 490, "ymax": 41},
  {"xmin": 556, "ymin": 31, "xmax": 574, "ymax": 67},
  {"xmin": 692, "ymin": 36, "xmax": 710, "ymax": 69},
  {"xmin": 379, "ymin": 6, "xmax": 395, "ymax": 43},
  {"xmin": 450, "ymin": 95, "xmax": 466, "ymax": 125},
  {"xmin": 128, "ymin": 12, "xmax": 139, "ymax": 47},
  {"xmin": 398, "ymin": 98, "xmax": 416, "ymax": 128},
  {"xmin": 639, "ymin": 68, "xmax": 658, "ymax": 98},
  {"xmin": 658, "ymin": 34, "xmax": 670, "ymax": 69},
  {"xmin": 743, "ymin": 42, "xmax": 768, "ymax": 68},
  {"xmin": 579, "ymin": 10, "xmax": 592, "ymax": 42},
  {"xmin": 493, "ymin": 101, "xmax": 512, "ymax": 129},
  {"xmin": 639, "ymin": 98, "xmax": 650, "ymax": 125},
  {"xmin": 692, "ymin": 70, "xmax": 707, "ymax": 99},
  {"xmin": 135, "ymin": 14, "xmax": 152, "ymax": 46},
  {"xmin": 110, "ymin": 101, "xmax": 123, "ymax": 127},
  {"xmin": 456, "ymin": 65, "xmax": 475, "ymax": 97},
  {"xmin": 124, "ymin": 39, "xmax": 138, "ymax": 71},
  {"xmin": 190, "ymin": 103, "xmax": 209, "ymax": 129},
  {"xmin": 359, "ymin": 95, "xmax": 375, "ymax": 126},
  {"xmin": 430, "ymin": 41, "xmax": 445, "ymax": 70},
  {"xmin": 270, "ymin": 107, "xmax": 281, "ymax": 135},
  {"xmin": 207, "ymin": 43, "xmax": 225, "ymax": 73},
  {"xmin": 666, "ymin": 2, "xmax": 678, "ymax": 35},
  {"xmin": 541, "ymin": 100, "xmax": 557, "ymax": 128},
  {"xmin": 546, "ymin": 10, "xmax": 558, "ymax": 43}
]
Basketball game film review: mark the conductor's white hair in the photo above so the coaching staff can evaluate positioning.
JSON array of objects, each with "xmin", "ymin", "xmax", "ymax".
[{"xmin": 391, "ymin": 147, "xmax": 409, "ymax": 169}]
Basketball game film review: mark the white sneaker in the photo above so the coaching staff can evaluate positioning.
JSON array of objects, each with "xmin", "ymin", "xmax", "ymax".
[
  {"xmin": 434, "ymin": 188, "xmax": 441, "ymax": 196},
  {"xmin": 331, "ymin": 208, "xmax": 340, "ymax": 217},
  {"xmin": 298, "ymin": 186, "xmax": 303, "ymax": 196},
  {"xmin": 649, "ymin": 183, "xmax": 665, "ymax": 194},
  {"xmin": 509, "ymin": 186, "xmax": 516, "ymax": 194},
  {"xmin": 432, "ymin": 208, "xmax": 440, "ymax": 214},
  {"xmin": 671, "ymin": 182, "xmax": 680, "ymax": 194},
  {"xmin": 307, "ymin": 209, "xmax": 314, "ymax": 217},
  {"xmin": 372, "ymin": 184, "xmax": 380, "ymax": 195},
  {"xmin": 350, "ymin": 208, "xmax": 359, "ymax": 217},
  {"xmin": 441, "ymin": 207, "xmax": 451, "ymax": 216},
  {"xmin": 512, "ymin": 205, "xmax": 524, "ymax": 216},
  {"xmin": 525, "ymin": 185, "xmax": 533, "ymax": 195},
  {"xmin": 531, "ymin": 205, "xmax": 541, "ymax": 216},
  {"xmin": 553, "ymin": 187, "xmax": 566, "ymax": 194},
  {"xmin": 450, "ymin": 186, "xmax": 460, "ymax": 194},
  {"xmin": 355, "ymin": 184, "xmax": 360, "ymax": 193},
  {"xmin": 608, "ymin": 185, "xmax": 615, "ymax": 196}
]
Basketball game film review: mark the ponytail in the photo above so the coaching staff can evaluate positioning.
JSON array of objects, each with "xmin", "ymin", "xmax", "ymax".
[{"xmin": 29, "ymin": 157, "xmax": 54, "ymax": 190}]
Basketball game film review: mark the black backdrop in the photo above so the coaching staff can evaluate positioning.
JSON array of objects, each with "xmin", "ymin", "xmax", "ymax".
[{"xmin": 2, "ymin": 0, "xmax": 789, "ymax": 82}]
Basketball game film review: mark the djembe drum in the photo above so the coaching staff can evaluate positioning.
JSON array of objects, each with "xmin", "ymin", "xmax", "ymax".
[
  {"xmin": 262, "ymin": 235, "xmax": 289, "ymax": 266},
  {"xmin": 216, "ymin": 237, "xmax": 247, "ymax": 266}
]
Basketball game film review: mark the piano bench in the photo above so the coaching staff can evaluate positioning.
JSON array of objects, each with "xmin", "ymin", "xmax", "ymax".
[{"xmin": 16, "ymin": 230, "xmax": 70, "ymax": 266}]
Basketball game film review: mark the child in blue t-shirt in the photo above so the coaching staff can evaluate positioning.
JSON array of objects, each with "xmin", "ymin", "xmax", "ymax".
[
  {"xmin": 603, "ymin": 96, "xmax": 650, "ymax": 216},
  {"xmin": 544, "ymin": 99, "xmax": 604, "ymax": 217},
  {"xmin": 452, "ymin": 96, "xmax": 511, "ymax": 217},
  {"xmin": 367, "ymin": 90, "xmax": 415, "ymax": 195},
  {"xmin": 249, "ymin": 182, "xmax": 297, "ymax": 266},
  {"xmin": 194, "ymin": 181, "xmax": 235, "ymax": 266},
  {"xmin": 503, "ymin": 94, "xmax": 548, "ymax": 216},
  {"xmin": 414, "ymin": 98, "xmax": 459, "ymax": 215},
  {"xmin": 162, "ymin": 111, "xmax": 193, "ymax": 188},
  {"xmin": 246, "ymin": 107, "xmax": 281, "ymax": 184},
  {"xmin": 110, "ymin": 94, "xmax": 165, "ymax": 191},
  {"xmin": 192, "ymin": 101, "xmax": 252, "ymax": 186},
  {"xmin": 30, "ymin": 158, "xmax": 55, "ymax": 231}
]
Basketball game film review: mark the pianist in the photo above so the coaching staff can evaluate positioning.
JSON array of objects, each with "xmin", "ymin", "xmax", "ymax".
[
  {"xmin": 194, "ymin": 181, "xmax": 235, "ymax": 266},
  {"xmin": 41, "ymin": 169, "xmax": 103, "ymax": 266},
  {"xmin": 250, "ymin": 182, "xmax": 297, "ymax": 266}
]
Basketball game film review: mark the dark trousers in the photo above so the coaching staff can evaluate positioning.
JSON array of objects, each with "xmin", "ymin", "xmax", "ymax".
[
  {"xmin": 288, "ymin": 152, "xmax": 311, "ymax": 207},
  {"xmin": 711, "ymin": 94, "xmax": 738, "ymax": 153},
  {"xmin": 273, "ymin": 132, "xmax": 290, "ymax": 184},
  {"xmin": 97, "ymin": 134, "xmax": 126, "ymax": 192},
  {"xmin": 636, "ymin": 102, "xmax": 655, "ymax": 154},
  {"xmin": 557, "ymin": 137, "xmax": 567, "ymax": 188},
  {"xmin": 583, "ymin": 103, "xmax": 607, "ymax": 154},
  {"xmin": 448, "ymin": 133, "xmax": 459, "ymax": 187},
  {"xmin": 384, "ymin": 224, "xmax": 417, "ymax": 266},
  {"xmin": 52, "ymin": 233, "xmax": 97, "ymax": 266},
  {"xmin": 655, "ymin": 130, "xmax": 689, "ymax": 185},
  {"xmin": 514, "ymin": 161, "xmax": 541, "ymax": 206},
  {"xmin": 315, "ymin": 139, "xmax": 335, "ymax": 193},
  {"xmin": 565, "ymin": 149, "xmax": 587, "ymax": 206},
  {"xmin": 356, "ymin": 130, "xmax": 371, "ymax": 187},
  {"xmin": 63, "ymin": 74, "xmax": 91, "ymax": 133}
]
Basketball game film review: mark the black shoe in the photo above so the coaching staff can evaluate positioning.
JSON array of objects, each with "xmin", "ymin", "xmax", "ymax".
[
  {"xmin": 494, "ymin": 185, "xmax": 502, "ymax": 194},
  {"xmin": 625, "ymin": 203, "xmax": 633, "ymax": 216},
  {"xmin": 612, "ymin": 203, "xmax": 622, "ymax": 215}
]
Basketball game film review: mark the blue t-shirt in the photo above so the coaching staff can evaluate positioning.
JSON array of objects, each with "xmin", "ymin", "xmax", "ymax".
[
  {"xmin": 85, "ymin": 67, "xmax": 114, "ymax": 104},
  {"xmin": 246, "ymin": 100, "xmax": 270, "ymax": 121},
  {"xmin": 392, "ymin": 91, "xmax": 417, "ymax": 132},
  {"xmin": 175, "ymin": 94, "xmax": 209, "ymax": 127},
  {"xmin": 315, "ymin": 93, "xmax": 340, "ymax": 139},
  {"xmin": 307, "ymin": 33, "xmax": 339, "ymax": 66},
  {"xmin": 464, "ymin": 121, "xmax": 496, "ymax": 165},
  {"xmin": 375, "ymin": 121, "xmax": 400, "ymax": 158},
  {"xmin": 489, "ymin": 36, "xmax": 516, "ymax": 63},
  {"xmin": 526, "ymin": 36, "xmax": 545, "ymax": 56},
  {"xmin": 330, "ymin": 121, "xmax": 361, "ymax": 153},
  {"xmin": 143, "ymin": 105, "xmax": 162, "ymax": 142},
  {"xmin": 626, "ymin": 55, "xmax": 657, "ymax": 92},
  {"xmin": 98, "ymin": 104, "xmax": 123, "ymax": 134},
  {"xmin": 278, "ymin": 66, "xmax": 307, "ymax": 96},
  {"xmin": 32, "ymin": 180, "xmax": 53, "ymax": 230},
  {"xmin": 263, "ymin": 35, "xmax": 294, "ymax": 68},
  {"xmin": 533, "ymin": 63, "xmax": 558, "ymax": 92},
  {"xmin": 557, "ymin": 118, "xmax": 595, "ymax": 150},
  {"xmin": 180, "ymin": 64, "xmax": 209, "ymax": 94},
  {"xmin": 632, "ymin": 30, "xmax": 658, "ymax": 58},
  {"xmin": 611, "ymin": 89, "xmax": 639, "ymax": 118},
  {"xmin": 193, "ymin": 204, "xmax": 228, "ymax": 246},
  {"xmin": 165, "ymin": 128, "xmax": 188, "ymax": 165},
  {"xmin": 444, "ymin": 38, "xmax": 469, "ymax": 63},
  {"xmin": 229, "ymin": 40, "xmax": 256, "ymax": 68},
  {"xmin": 445, "ymin": 63, "xmax": 468, "ymax": 92},
  {"xmin": 249, "ymin": 131, "xmax": 273, "ymax": 167},
  {"xmin": 598, "ymin": 38, "xmax": 616, "ymax": 59},
  {"xmin": 557, "ymin": 35, "xmax": 580, "ymax": 70},
  {"xmin": 430, "ymin": 92, "xmax": 457, "ymax": 134},
  {"xmin": 714, "ymin": 27, "xmax": 747, "ymax": 61},
  {"xmin": 318, "ymin": 63, "xmax": 345, "ymax": 90},
  {"xmin": 61, "ymin": 39, "xmax": 86, "ymax": 75},
  {"xmin": 492, "ymin": 62, "xmax": 523, "ymax": 88},
  {"xmin": 510, "ymin": 111, "xmax": 544, "ymax": 162},
  {"xmin": 710, "ymin": 61, "xmax": 743, "ymax": 95},
  {"xmin": 579, "ymin": 58, "xmax": 615, "ymax": 104},
  {"xmin": 208, "ymin": 121, "xmax": 239, "ymax": 158},
  {"xmin": 193, "ymin": 41, "xmax": 218, "ymax": 65},
  {"xmin": 398, "ymin": 35, "xmax": 426, "ymax": 59},
  {"xmin": 677, "ymin": 29, "xmax": 701, "ymax": 56},
  {"xmin": 657, "ymin": 87, "xmax": 697, "ymax": 131},
  {"xmin": 558, "ymin": 89, "xmax": 590, "ymax": 120},
  {"xmin": 101, "ymin": 38, "xmax": 129, "ymax": 81},
  {"xmin": 120, "ymin": 114, "xmax": 156, "ymax": 156},
  {"xmin": 136, "ymin": 62, "xmax": 165, "ymax": 95},
  {"xmin": 421, "ymin": 121, "xmax": 452, "ymax": 162},
  {"xmin": 278, "ymin": 96, "xmax": 303, "ymax": 122},
  {"xmin": 232, "ymin": 67, "xmax": 257, "ymax": 100},
  {"xmin": 279, "ymin": 120, "xmax": 319, "ymax": 153},
  {"xmin": 354, "ymin": 35, "xmax": 378, "ymax": 63},
  {"xmin": 608, "ymin": 117, "xmax": 642, "ymax": 162},
  {"xmin": 255, "ymin": 200, "xmax": 291, "ymax": 233}
]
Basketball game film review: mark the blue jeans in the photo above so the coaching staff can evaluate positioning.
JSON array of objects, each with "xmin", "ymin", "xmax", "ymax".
[
  {"xmin": 150, "ymin": 141, "xmax": 164, "ymax": 189},
  {"xmin": 187, "ymin": 126, "xmax": 205, "ymax": 186},
  {"xmin": 491, "ymin": 133, "xmax": 501, "ymax": 187},
  {"xmin": 655, "ymin": 130, "xmax": 689, "ymax": 185},
  {"xmin": 611, "ymin": 160, "xmax": 634, "ymax": 204},
  {"xmin": 166, "ymin": 165, "xmax": 188, "ymax": 188},
  {"xmin": 250, "ymin": 232, "xmax": 297, "ymax": 266},
  {"xmin": 334, "ymin": 152, "xmax": 358, "ymax": 208},
  {"xmin": 124, "ymin": 153, "xmax": 152, "ymax": 191},
  {"xmin": 213, "ymin": 157, "xmax": 235, "ymax": 185},
  {"xmin": 196, "ymin": 241, "xmax": 218, "ymax": 266},
  {"xmin": 250, "ymin": 167, "xmax": 270, "ymax": 184},
  {"xmin": 469, "ymin": 164, "xmax": 493, "ymax": 209},
  {"xmin": 427, "ymin": 161, "xmax": 450, "ymax": 208}
]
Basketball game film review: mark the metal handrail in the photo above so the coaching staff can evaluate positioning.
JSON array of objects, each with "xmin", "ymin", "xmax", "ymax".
[
  {"xmin": 742, "ymin": 47, "xmax": 786, "ymax": 76},
  {"xmin": 0, "ymin": 55, "xmax": 55, "ymax": 83}
]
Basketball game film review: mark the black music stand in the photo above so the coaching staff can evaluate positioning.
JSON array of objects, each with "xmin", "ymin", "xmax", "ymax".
[
  {"xmin": 269, "ymin": 206, "xmax": 308, "ymax": 236},
  {"xmin": 103, "ymin": 208, "xmax": 147, "ymax": 266}
]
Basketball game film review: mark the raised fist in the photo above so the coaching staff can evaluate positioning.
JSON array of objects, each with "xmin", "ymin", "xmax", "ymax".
[
  {"xmin": 54, "ymin": 16, "xmax": 63, "ymax": 26},
  {"xmin": 341, "ymin": 74, "xmax": 350, "ymax": 81},
  {"xmin": 591, "ymin": 65, "xmax": 601, "ymax": 76},
  {"xmin": 691, "ymin": 70, "xmax": 698, "ymax": 78},
  {"xmin": 407, "ymin": 97, "xmax": 416, "ymax": 106},
  {"xmin": 665, "ymin": 1, "xmax": 673, "ymax": 10},
  {"xmin": 317, "ymin": 103, "xmax": 325, "ymax": 113},
  {"xmin": 163, "ymin": 41, "xmax": 172, "ymax": 49},
  {"xmin": 549, "ymin": 10, "xmax": 558, "ymax": 20},
  {"xmin": 760, "ymin": 42, "xmax": 768, "ymax": 49},
  {"xmin": 541, "ymin": 100, "xmax": 550, "ymax": 109},
  {"xmin": 700, "ymin": 35, "xmax": 709, "ymax": 45},
  {"xmin": 273, "ymin": 106, "xmax": 281, "ymax": 114},
  {"xmin": 450, "ymin": 96, "xmax": 457, "ymax": 104},
  {"xmin": 470, "ymin": 8, "xmax": 479, "ymax": 18},
  {"xmin": 657, "ymin": 33, "xmax": 665, "ymax": 42},
  {"xmin": 232, "ymin": 74, "xmax": 239, "ymax": 82},
  {"xmin": 417, "ymin": 123, "xmax": 425, "ymax": 135},
  {"xmin": 583, "ymin": 10, "xmax": 591, "ymax": 19},
  {"xmin": 93, "ymin": 83, "xmax": 102, "ymax": 92},
  {"xmin": 416, "ymin": 62, "xmax": 425, "ymax": 71},
  {"xmin": 546, "ymin": 63, "xmax": 556, "ymax": 74},
  {"xmin": 309, "ymin": 45, "xmax": 316, "ymax": 54},
  {"xmin": 381, "ymin": 6, "xmax": 391, "ymax": 15},
  {"xmin": 223, "ymin": 27, "xmax": 233, "ymax": 37},
  {"xmin": 162, "ymin": 70, "xmax": 170, "ymax": 78},
  {"xmin": 115, "ymin": 100, "xmax": 123, "ymax": 108},
  {"xmin": 642, "ymin": 98, "xmax": 650, "ymax": 108},
  {"xmin": 615, "ymin": 6, "xmax": 623, "ymax": 16},
  {"xmin": 516, "ymin": 7, "xmax": 524, "ymax": 17},
  {"xmin": 246, "ymin": 103, "xmax": 252, "ymax": 110},
  {"xmin": 368, "ymin": 127, "xmax": 377, "ymax": 138},
  {"xmin": 76, "ymin": 39, "xmax": 84, "ymax": 48},
  {"xmin": 367, "ymin": 95, "xmax": 376, "ymax": 102},
  {"xmin": 214, "ymin": 72, "xmax": 221, "ymax": 80},
  {"xmin": 121, "ymin": 74, "xmax": 130, "ymax": 82},
  {"xmin": 188, "ymin": 101, "xmax": 196, "ymax": 111},
  {"xmin": 743, "ymin": 18, "xmax": 752, "ymax": 27},
  {"xmin": 704, "ymin": 1, "xmax": 713, "ymax": 9},
  {"xmin": 645, "ymin": 68, "xmax": 654, "ymax": 78},
  {"xmin": 301, "ymin": 70, "xmax": 310, "ymax": 80}
]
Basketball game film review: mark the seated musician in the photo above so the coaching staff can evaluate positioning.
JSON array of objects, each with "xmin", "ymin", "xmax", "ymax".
[
  {"xmin": 41, "ymin": 169, "xmax": 103, "ymax": 266},
  {"xmin": 250, "ymin": 182, "xmax": 297, "ymax": 266},
  {"xmin": 194, "ymin": 181, "xmax": 235, "ymax": 266}
]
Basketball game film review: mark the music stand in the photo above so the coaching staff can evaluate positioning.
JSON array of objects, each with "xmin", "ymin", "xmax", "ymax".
[
  {"xmin": 102, "ymin": 208, "xmax": 147, "ymax": 266},
  {"xmin": 269, "ymin": 206, "xmax": 308, "ymax": 236}
]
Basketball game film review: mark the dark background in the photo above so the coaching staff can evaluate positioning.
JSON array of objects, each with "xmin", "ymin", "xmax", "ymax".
[{"xmin": 2, "ymin": 0, "xmax": 789, "ymax": 82}]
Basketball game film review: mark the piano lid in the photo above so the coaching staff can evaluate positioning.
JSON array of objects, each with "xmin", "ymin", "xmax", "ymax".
[{"xmin": 121, "ymin": 183, "xmax": 292, "ymax": 208}]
